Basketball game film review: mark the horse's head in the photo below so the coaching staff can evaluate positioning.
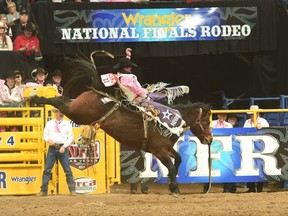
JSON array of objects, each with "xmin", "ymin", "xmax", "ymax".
[{"xmin": 187, "ymin": 103, "xmax": 213, "ymax": 145}]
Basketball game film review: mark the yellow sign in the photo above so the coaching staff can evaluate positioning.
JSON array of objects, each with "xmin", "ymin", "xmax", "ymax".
[
  {"xmin": 58, "ymin": 130, "xmax": 107, "ymax": 195},
  {"xmin": 0, "ymin": 168, "xmax": 42, "ymax": 195}
]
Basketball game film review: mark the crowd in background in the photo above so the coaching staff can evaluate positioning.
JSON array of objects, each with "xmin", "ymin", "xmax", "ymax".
[
  {"xmin": 0, "ymin": 2, "xmax": 41, "ymax": 66},
  {"xmin": 0, "ymin": 66, "xmax": 63, "ymax": 132}
]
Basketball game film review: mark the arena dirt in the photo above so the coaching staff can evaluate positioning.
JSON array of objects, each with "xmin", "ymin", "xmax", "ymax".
[{"xmin": 1, "ymin": 183, "xmax": 288, "ymax": 216}]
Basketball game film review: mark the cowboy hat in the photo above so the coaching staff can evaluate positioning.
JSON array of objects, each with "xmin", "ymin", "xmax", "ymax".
[
  {"xmin": 51, "ymin": 107, "xmax": 60, "ymax": 113},
  {"xmin": 227, "ymin": 113, "xmax": 239, "ymax": 120},
  {"xmin": 31, "ymin": 67, "xmax": 48, "ymax": 79},
  {"xmin": 3, "ymin": 70, "xmax": 16, "ymax": 79},
  {"xmin": 113, "ymin": 57, "xmax": 138, "ymax": 70},
  {"xmin": 14, "ymin": 70, "xmax": 25, "ymax": 79},
  {"xmin": 51, "ymin": 69, "xmax": 62, "ymax": 77},
  {"xmin": 247, "ymin": 105, "xmax": 260, "ymax": 114}
]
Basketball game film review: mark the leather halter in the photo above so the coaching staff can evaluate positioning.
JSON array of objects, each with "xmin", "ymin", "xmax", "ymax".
[
  {"xmin": 192, "ymin": 107, "xmax": 212, "ymax": 194},
  {"xmin": 191, "ymin": 108, "xmax": 209, "ymax": 137}
]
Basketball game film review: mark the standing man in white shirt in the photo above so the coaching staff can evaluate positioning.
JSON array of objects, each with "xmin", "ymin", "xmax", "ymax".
[
  {"xmin": 244, "ymin": 105, "xmax": 269, "ymax": 129},
  {"xmin": 36, "ymin": 107, "xmax": 76, "ymax": 196}
]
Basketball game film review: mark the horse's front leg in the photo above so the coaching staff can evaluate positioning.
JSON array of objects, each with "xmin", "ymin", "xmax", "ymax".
[{"xmin": 159, "ymin": 155, "xmax": 180, "ymax": 195}]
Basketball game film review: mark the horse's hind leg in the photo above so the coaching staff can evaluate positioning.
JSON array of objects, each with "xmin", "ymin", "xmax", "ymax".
[
  {"xmin": 30, "ymin": 96, "xmax": 70, "ymax": 110},
  {"xmin": 158, "ymin": 154, "xmax": 180, "ymax": 195}
]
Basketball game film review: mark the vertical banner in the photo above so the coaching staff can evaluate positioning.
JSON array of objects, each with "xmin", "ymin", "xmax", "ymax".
[{"xmin": 58, "ymin": 124, "xmax": 107, "ymax": 195}]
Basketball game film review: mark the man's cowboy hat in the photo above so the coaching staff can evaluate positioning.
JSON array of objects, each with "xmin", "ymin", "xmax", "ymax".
[
  {"xmin": 31, "ymin": 67, "xmax": 48, "ymax": 79},
  {"xmin": 51, "ymin": 107, "xmax": 60, "ymax": 113},
  {"xmin": 247, "ymin": 105, "xmax": 260, "ymax": 114},
  {"xmin": 113, "ymin": 57, "xmax": 138, "ymax": 70},
  {"xmin": 14, "ymin": 70, "xmax": 25, "ymax": 79},
  {"xmin": 3, "ymin": 71, "xmax": 16, "ymax": 79},
  {"xmin": 51, "ymin": 69, "xmax": 62, "ymax": 77},
  {"xmin": 227, "ymin": 113, "xmax": 239, "ymax": 120}
]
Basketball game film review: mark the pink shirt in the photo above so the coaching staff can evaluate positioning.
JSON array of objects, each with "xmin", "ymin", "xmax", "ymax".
[
  {"xmin": 211, "ymin": 120, "xmax": 233, "ymax": 128},
  {"xmin": 43, "ymin": 119, "xmax": 74, "ymax": 148},
  {"xmin": 0, "ymin": 83, "xmax": 20, "ymax": 105},
  {"xmin": 118, "ymin": 73, "xmax": 148, "ymax": 99}
]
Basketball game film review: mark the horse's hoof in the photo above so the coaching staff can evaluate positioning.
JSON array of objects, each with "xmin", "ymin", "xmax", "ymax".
[{"xmin": 172, "ymin": 193, "xmax": 180, "ymax": 198}]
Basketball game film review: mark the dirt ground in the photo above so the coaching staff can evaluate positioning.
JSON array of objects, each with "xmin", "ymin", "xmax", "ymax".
[{"xmin": 1, "ymin": 183, "xmax": 288, "ymax": 216}]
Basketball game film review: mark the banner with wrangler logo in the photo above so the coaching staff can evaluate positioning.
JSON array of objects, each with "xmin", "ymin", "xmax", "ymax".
[{"xmin": 54, "ymin": 7, "xmax": 258, "ymax": 43}]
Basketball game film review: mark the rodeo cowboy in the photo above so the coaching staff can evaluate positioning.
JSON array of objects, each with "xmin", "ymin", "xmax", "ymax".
[{"xmin": 113, "ymin": 48, "xmax": 190, "ymax": 137}]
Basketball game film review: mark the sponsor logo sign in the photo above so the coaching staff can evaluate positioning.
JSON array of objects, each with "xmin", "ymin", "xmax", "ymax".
[
  {"xmin": 68, "ymin": 140, "xmax": 100, "ymax": 170},
  {"xmin": 121, "ymin": 127, "xmax": 288, "ymax": 183},
  {"xmin": 54, "ymin": 7, "xmax": 258, "ymax": 43},
  {"xmin": 75, "ymin": 177, "xmax": 97, "ymax": 194}
]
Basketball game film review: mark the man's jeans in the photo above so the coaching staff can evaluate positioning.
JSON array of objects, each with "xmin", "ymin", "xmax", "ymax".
[{"xmin": 40, "ymin": 146, "xmax": 75, "ymax": 193}]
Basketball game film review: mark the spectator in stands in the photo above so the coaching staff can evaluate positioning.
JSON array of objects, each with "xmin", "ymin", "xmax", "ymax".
[
  {"xmin": 244, "ymin": 105, "xmax": 269, "ymax": 129},
  {"xmin": 203, "ymin": 111, "xmax": 237, "ymax": 193},
  {"xmin": 14, "ymin": 69, "xmax": 25, "ymax": 100},
  {"xmin": 48, "ymin": 69, "xmax": 64, "ymax": 95},
  {"xmin": 211, "ymin": 112, "xmax": 233, "ymax": 128},
  {"xmin": 13, "ymin": 69, "xmax": 25, "ymax": 126},
  {"xmin": 0, "ymin": 0, "xmax": 21, "ymax": 15},
  {"xmin": 0, "ymin": 13, "xmax": 12, "ymax": 35},
  {"xmin": 6, "ymin": 2, "xmax": 19, "ymax": 23},
  {"xmin": 244, "ymin": 105, "xmax": 269, "ymax": 193},
  {"xmin": 0, "ymin": 21, "xmax": 12, "ymax": 50},
  {"xmin": 9, "ymin": 8, "xmax": 36, "ymax": 41},
  {"xmin": 227, "ymin": 113, "xmax": 240, "ymax": 127},
  {"xmin": 0, "ymin": 70, "xmax": 21, "ymax": 132},
  {"xmin": 0, "ymin": 70, "xmax": 21, "ymax": 107},
  {"xmin": 13, "ymin": 21, "xmax": 40, "ymax": 63},
  {"xmin": 30, "ymin": 67, "xmax": 49, "ymax": 86}
]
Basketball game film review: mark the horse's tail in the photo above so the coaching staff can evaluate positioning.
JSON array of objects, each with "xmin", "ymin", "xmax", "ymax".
[{"xmin": 63, "ymin": 57, "xmax": 103, "ymax": 98}]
